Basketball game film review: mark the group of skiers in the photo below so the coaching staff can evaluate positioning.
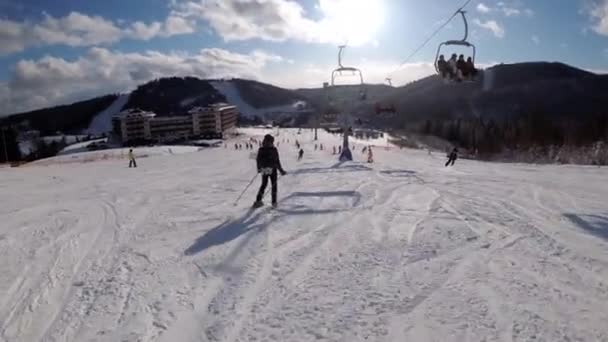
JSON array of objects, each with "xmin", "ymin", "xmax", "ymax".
[
  {"xmin": 437, "ymin": 54, "xmax": 477, "ymax": 81},
  {"xmin": 124, "ymin": 129, "xmax": 460, "ymax": 209},
  {"xmin": 230, "ymin": 143, "xmax": 258, "ymax": 150}
]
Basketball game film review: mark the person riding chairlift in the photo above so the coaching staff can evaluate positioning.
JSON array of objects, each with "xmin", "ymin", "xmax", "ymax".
[
  {"xmin": 465, "ymin": 57, "xmax": 477, "ymax": 80},
  {"xmin": 456, "ymin": 55, "xmax": 467, "ymax": 81},
  {"xmin": 447, "ymin": 54, "xmax": 458, "ymax": 80},
  {"xmin": 437, "ymin": 55, "xmax": 449, "ymax": 79}
]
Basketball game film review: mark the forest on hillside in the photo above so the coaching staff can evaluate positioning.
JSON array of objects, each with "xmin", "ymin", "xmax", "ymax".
[
  {"xmin": 417, "ymin": 113, "xmax": 608, "ymax": 164},
  {"xmin": 0, "ymin": 95, "xmax": 119, "ymax": 135},
  {"xmin": 124, "ymin": 77, "xmax": 226, "ymax": 115}
]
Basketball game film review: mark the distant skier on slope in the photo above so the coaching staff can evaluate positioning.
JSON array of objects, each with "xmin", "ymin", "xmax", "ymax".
[
  {"xmin": 298, "ymin": 148, "xmax": 304, "ymax": 161},
  {"xmin": 253, "ymin": 134, "xmax": 287, "ymax": 208},
  {"xmin": 445, "ymin": 147, "xmax": 458, "ymax": 167},
  {"xmin": 128, "ymin": 148, "xmax": 137, "ymax": 168},
  {"xmin": 367, "ymin": 147, "xmax": 374, "ymax": 163}
]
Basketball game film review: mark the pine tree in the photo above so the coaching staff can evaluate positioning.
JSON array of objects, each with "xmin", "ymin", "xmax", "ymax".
[{"xmin": 0, "ymin": 127, "xmax": 21, "ymax": 163}]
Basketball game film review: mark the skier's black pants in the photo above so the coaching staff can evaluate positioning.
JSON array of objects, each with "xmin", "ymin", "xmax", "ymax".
[
  {"xmin": 445, "ymin": 158, "xmax": 455, "ymax": 167},
  {"xmin": 129, "ymin": 159, "xmax": 137, "ymax": 168},
  {"xmin": 256, "ymin": 170, "xmax": 277, "ymax": 204}
]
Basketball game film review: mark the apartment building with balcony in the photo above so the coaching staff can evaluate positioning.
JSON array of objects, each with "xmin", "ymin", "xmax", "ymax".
[{"xmin": 112, "ymin": 103, "xmax": 238, "ymax": 144}]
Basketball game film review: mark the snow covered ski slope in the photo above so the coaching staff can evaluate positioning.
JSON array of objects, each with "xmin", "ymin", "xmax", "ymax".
[
  {"xmin": 1, "ymin": 128, "xmax": 607, "ymax": 342},
  {"xmin": 86, "ymin": 94, "xmax": 129, "ymax": 135}
]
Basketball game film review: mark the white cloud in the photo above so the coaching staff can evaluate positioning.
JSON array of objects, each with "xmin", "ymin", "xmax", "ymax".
[
  {"xmin": 475, "ymin": 1, "xmax": 534, "ymax": 18},
  {"xmin": 0, "ymin": 11, "xmax": 196, "ymax": 55},
  {"xmin": 477, "ymin": 3, "xmax": 491, "ymax": 13},
  {"xmin": 173, "ymin": 0, "xmax": 384, "ymax": 46},
  {"xmin": 127, "ymin": 21, "xmax": 163, "ymax": 40},
  {"xmin": 501, "ymin": 7, "xmax": 521, "ymax": 16},
  {"xmin": 126, "ymin": 16, "xmax": 196, "ymax": 40},
  {"xmin": 0, "ymin": 12, "xmax": 123, "ymax": 55},
  {"xmin": 163, "ymin": 16, "xmax": 196, "ymax": 35},
  {"xmin": 532, "ymin": 35, "xmax": 540, "ymax": 45},
  {"xmin": 0, "ymin": 44, "xmax": 450, "ymax": 115},
  {"xmin": 473, "ymin": 19, "xmax": 505, "ymax": 38},
  {"xmin": 1, "ymin": 47, "xmax": 286, "ymax": 115},
  {"xmin": 587, "ymin": 0, "xmax": 608, "ymax": 36}
]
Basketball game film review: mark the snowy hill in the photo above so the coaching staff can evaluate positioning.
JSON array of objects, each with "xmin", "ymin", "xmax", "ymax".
[
  {"xmin": 0, "ymin": 95, "xmax": 118, "ymax": 135},
  {"xmin": 33, "ymin": 144, "xmax": 200, "ymax": 166},
  {"xmin": 1, "ymin": 128, "xmax": 607, "ymax": 341},
  {"xmin": 211, "ymin": 80, "xmax": 312, "ymax": 123},
  {"xmin": 86, "ymin": 94, "xmax": 130, "ymax": 134}
]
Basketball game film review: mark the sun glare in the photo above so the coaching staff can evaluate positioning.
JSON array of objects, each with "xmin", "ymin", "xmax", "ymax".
[{"xmin": 320, "ymin": 0, "xmax": 385, "ymax": 46}]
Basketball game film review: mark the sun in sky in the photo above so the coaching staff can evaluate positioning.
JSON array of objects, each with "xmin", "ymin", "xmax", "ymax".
[{"xmin": 318, "ymin": 0, "xmax": 385, "ymax": 46}]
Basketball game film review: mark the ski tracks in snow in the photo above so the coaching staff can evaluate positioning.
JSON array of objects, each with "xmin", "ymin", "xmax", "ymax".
[{"xmin": 2, "ymin": 129, "xmax": 608, "ymax": 341}]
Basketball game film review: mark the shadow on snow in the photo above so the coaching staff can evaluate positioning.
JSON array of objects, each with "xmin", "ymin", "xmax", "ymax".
[
  {"xmin": 564, "ymin": 213, "xmax": 608, "ymax": 241},
  {"xmin": 184, "ymin": 190, "xmax": 362, "ymax": 256},
  {"xmin": 379, "ymin": 170, "xmax": 417, "ymax": 176},
  {"xmin": 184, "ymin": 209, "xmax": 269, "ymax": 256},
  {"xmin": 292, "ymin": 161, "xmax": 372, "ymax": 176},
  {"xmin": 379, "ymin": 169, "xmax": 425, "ymax": 184}
]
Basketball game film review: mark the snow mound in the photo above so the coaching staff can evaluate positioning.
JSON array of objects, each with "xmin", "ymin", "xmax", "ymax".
[
  {"xmin": 58, "ymin": 138, "xmax": 108, "ymax": 156},
  {"xmin": 86, "ymin": 94, "xmax": 129, "ymax": 134},
  {"xmin": 18, "ymin": 140, "xmax": 35, "ymax": 156},
  {"xmin": 19, "ymin": 136, "xmax": 88, "ymax": 156},
  {"xmin": 30, "ymin": 145, "xmax": 200, "ymax": 166}
]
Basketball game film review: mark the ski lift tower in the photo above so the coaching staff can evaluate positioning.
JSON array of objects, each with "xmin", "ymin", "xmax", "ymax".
[{"xmin": 325, "ymin": 45, "xmax": 367, "ymax": 162}]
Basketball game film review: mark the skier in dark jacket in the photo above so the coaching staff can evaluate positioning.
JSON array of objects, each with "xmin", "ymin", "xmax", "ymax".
[
  {"xmin": 445, "ymin": 147, "xmax": 458, "ymax": 167},
  {"xmin": 253, "ymin": 134, "xmax": 286, "ymax": 208},
  {"xmin": 456, "ymin": 55, "xmax": 466, "ymax": 81},
  {"xmin": 437, "ymin": 54, "xmax": 449, "ymax": 79}
]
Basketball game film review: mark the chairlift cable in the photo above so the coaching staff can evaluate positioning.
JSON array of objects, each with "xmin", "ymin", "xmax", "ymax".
[{"xmin": 386, "ymin": 0, "xmax": 472, "ymax": 79}]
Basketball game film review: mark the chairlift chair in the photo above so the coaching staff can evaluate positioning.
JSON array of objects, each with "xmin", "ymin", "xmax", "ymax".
[
  {"xmin": 331, "ymin": 45, "xmax": 367, "ymax": 101},
  {"xmin": 434, "ymin": 10, "xmax": 477, "ymax": 75}
]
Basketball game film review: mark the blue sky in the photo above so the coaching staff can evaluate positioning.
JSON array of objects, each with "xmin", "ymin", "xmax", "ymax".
[{"xmin": 1, "ymin": 0, "xmax": 607, "ymax": 115}]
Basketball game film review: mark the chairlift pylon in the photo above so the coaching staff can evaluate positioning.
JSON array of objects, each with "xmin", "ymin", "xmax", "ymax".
[{"xmin": 322, "ymin": 45, "xmax": 369, "ymax": 161}]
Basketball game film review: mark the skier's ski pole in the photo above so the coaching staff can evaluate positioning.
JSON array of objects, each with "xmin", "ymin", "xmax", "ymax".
[{"xmin": 234, "ymin": 173, "xmax": 258, "ymax": 206}]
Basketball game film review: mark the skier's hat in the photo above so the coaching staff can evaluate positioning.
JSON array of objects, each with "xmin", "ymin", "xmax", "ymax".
[{"xmin": 263, "ymin": 134, "xmax": 274, "ymax": 144}]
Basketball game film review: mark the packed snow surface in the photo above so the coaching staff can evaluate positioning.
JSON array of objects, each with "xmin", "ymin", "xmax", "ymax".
[{"xmin": 1, "ymin": 128, "xmax": 608, "ymax": 342}]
